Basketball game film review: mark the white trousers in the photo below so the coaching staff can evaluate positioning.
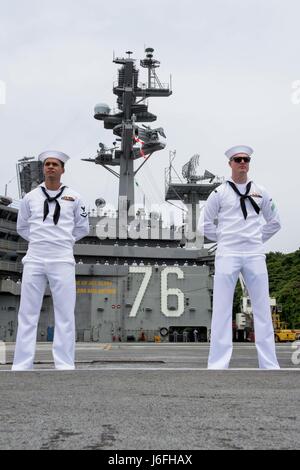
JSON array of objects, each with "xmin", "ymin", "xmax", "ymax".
[
  {"xmin": 207, "ymin": 254, "xmax": 279, "ymax": 369},
  {"xmin": 12, "ymin": 261, "xmax": 76, "ymax": 371}
]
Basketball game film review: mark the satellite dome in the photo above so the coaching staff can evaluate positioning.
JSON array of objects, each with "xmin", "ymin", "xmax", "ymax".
[
  {"xmin": 94, "ymin": 103, "xmax": 110, "ymax": 116},
  {"xmin": 95, "ymin": 198, "xmax": 106, "ymax": 208}
]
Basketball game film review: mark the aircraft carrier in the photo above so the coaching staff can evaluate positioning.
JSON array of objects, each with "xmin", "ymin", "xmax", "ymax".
[{"xmin": 0, "ymin": 48, "xmax": 223, "ymax": 344}]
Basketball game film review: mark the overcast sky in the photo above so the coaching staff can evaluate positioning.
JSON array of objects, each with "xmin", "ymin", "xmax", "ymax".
[{"xmin": 0, "ymin": 0, "xmax": 299, "ymax": 253}]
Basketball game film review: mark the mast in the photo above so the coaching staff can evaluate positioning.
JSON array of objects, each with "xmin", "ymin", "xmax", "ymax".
[
  {"xmin": 83, "ymin": 48, "xmax": 172, "ymax": 224},
  {"xmin": 114, "ymin": 52, "xmax": 136, "ymax": 217}
]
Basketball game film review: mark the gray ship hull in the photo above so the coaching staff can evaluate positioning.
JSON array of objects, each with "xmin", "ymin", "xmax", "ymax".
[{"xmin": 0, "ymin": 205, "xmax": 214, "ymax": 343}]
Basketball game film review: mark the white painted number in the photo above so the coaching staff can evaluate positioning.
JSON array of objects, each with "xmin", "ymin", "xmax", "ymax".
[
  {"xmin": 129, "ymin": 266, "xmax": 184, "ymax": 317},
  {"xmin": 161, "ymin": 267, "xmax": 185, "ymax": 317},
  {"xmin": 129, "ymin": 267, "xmax": 152, "ymax": 317}
]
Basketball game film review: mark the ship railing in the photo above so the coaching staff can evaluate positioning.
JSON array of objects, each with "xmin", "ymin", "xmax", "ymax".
[
  {"xmin": 0, "ymin": 261, "xmax": 23, "ymax": 273},
  {"xmin": 137, "ymin": 81, "xmax": 171, "ymax": 92},
  {"xmin": 17, "ymin": 241, "xmax": 28, "ymax": 251},
  {"xmin": 0, "ymin": 219, "xmax": 18, "ymax": 231},
  {"xmin": 0, "ymin": 240, "xmax": 18, "ymax": 251},
  {"xmin": 0, "ymin": 278, "xmax": 22, "ymax": 294},
  {"xmin": 0, "ymin": 277, "xmax": 52, "ymax": 296},
  {"xmin": 165, "ymin": 172, "xmax": 225, "ymax": 190},
  {"xmin": 164, "ymin": 167, "xmax": 184, "ymax": 190},
  {"xmin": 113, "ymin": 81, "xmax": 170, "ymax": 91}
]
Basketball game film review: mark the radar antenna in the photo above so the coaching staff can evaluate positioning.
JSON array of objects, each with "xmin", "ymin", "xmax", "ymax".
[
  {"xmin": 182, "ymin": 154, "xmax": 215, "ymax": 183},
  {"xmin": 182, "ymin": 154, "xmax": 200, "ymax": 183}
]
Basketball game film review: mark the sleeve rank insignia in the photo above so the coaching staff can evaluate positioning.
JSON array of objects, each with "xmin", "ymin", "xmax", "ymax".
[{"xmin": 80, "ymin": 206, "xmax": 88, "ymax": 218}]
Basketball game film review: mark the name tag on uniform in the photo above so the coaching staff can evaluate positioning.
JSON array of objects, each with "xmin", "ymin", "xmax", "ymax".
[
  {"xmin": 61, "ymin": 196, "xmax": 75, "ymax": 201},
  {"xmin": 249, "ymin": 193, "xmax": 262, "ymax": 198}
]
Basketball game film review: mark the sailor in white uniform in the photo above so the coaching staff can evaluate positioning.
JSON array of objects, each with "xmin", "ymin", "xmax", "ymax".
[
  {"xmin": 12, "ymin": 151, "xmax": 90, "ymax": 371},
  {"xmin": 204, "ymin": 145, "xmax": 281, "ymax": 369}
]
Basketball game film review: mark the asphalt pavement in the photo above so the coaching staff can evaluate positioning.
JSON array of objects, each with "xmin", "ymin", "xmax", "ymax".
[{"xmin": 0, "ymin": 342, "xmax": 299, "ymax": 450}]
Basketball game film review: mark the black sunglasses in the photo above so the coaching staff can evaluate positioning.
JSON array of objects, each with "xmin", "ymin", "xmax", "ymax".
[{"xmin": 231, "ymin": 156, "xmax": 251, "ymax": 163}]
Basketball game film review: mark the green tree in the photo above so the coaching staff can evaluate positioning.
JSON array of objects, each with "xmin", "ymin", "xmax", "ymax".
[{"xmin": 232, "ymin": 249, "xmax": 300, "ymax": 328}]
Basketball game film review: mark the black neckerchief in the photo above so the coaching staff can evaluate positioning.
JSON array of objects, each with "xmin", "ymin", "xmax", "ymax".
[
  {"xmin": 227, "ymin": 181, "xmax": 260, "ymax": 220},
  {"xmin": 41, "ymin": 186, "xmax": 66, "ymax": 225}
]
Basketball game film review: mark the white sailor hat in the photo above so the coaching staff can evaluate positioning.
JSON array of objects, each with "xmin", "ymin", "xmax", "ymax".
[
  {"xmin": 225, "ymin": 145, "xmax": 253, "ymax": 160},
  {"xmin": 38, "ymin": 150, "xmax": 70, "ymax": 164}
]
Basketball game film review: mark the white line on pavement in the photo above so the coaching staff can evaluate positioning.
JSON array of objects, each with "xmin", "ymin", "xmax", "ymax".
[{"xmin": 1, "ymin": 367, "xmax": 300, "ymax": 372}]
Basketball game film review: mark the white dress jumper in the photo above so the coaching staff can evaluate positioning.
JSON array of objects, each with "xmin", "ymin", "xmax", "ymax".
[
  {"xmin": 203, "ymin": 179, "xmax": 281, "ymax": 369},
  {"xmin": 12, "ymin": 183, "xmax": 90, "ymax": 370}
]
